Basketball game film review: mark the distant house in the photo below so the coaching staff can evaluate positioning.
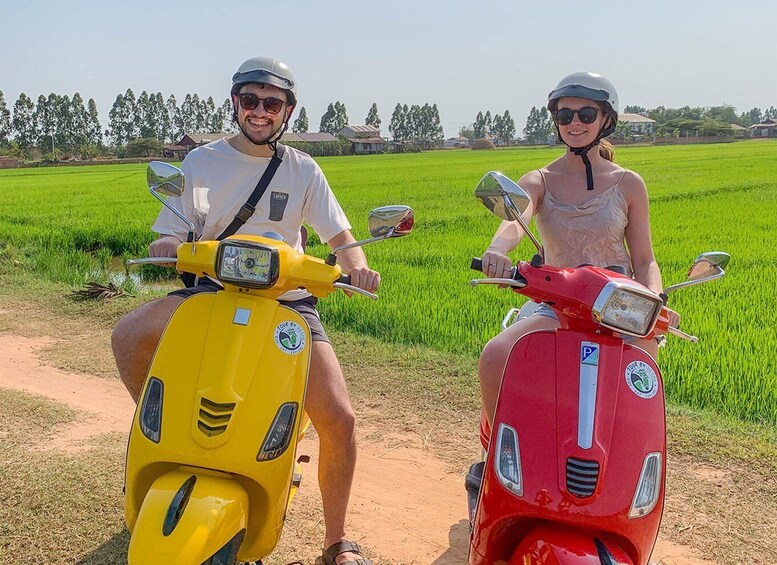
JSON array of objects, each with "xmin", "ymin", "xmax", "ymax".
[
  {"xmin": 338, "ymin": 125, "xmax": 386, "ymax": 154},
  {"xmin": 748, "ymin": 118, "xmax": 777, "ymax": 138},
  {"xmin": 728, "ymin": 123, "xmax": 747, "ymax": 138},
  {"xmin": 444, "ymin": 136, "xmax": 472, "ymax": 148},
  {"xmin": 162, "ymin": 144, "xmax": 189, "ymax": 160},
  {"xmin": 619, "ymin": 113, "xmax": 657, "ymax": 136},
  {"xmin": 177, "ymin": 133, "xmax": 232, "ymax": 152}
]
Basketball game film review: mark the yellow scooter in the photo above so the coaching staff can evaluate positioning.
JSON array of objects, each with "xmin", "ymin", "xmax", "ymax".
[{"xmin": 124, "ymin": 162, "xmax": 414, "ymax": 564}]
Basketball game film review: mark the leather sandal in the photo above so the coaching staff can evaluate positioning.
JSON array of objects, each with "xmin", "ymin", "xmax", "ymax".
[{"xmin": 322, "ymin": 540, "xmax": 373, "ymax": 565}]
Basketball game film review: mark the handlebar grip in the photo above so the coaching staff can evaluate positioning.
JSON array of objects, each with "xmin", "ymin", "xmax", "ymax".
[
  {"xmin": 338, "ymin": 274, "xmax": 351, "ymax": 285},
  {"xmin": 471, "ymin": 257, "xmax": 483, "ymax": 272}
]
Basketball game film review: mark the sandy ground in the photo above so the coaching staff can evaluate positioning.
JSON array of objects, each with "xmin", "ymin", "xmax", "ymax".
[{"xmin": 0, "ymin": 334, "xmax": 716, "ymax": 565}]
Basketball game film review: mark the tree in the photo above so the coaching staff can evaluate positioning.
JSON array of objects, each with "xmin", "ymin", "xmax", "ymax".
[
  {"xmin": 167, "ymin": 94, "xmax": 183, "ymax": 142},
  {"xmin": 0, "ymin": 90, "xmax": 11, "ymax": 146},
  {"xmin": 86, "ymin": 98, "xmax": 102, "ymax": 146},
  {"xmin": 458, "ymin": 124, "xmax": 476, "ymax": 140},
  {"xmin": 705, "ymin": 105, "xmax": 737, "ymax": 125},
  {"xmin": 365, "ymin": 103, "xmax": 381, "ymax": 128},
  {"xmin": 126, "ymin": 136, "xmax": 163, "ymax": 157},
  {"xmin": 474, "ymin": 111, "xmax": 486, "ymax": 138},
  {"xmin": 70, "ymin": 92, "xmax": 90, "ymax": 149},
  {"xmin": 34, "ymin": 94, "xmax": 56, "ymax": 151},
  {"xmin": 484, "ymin": 111, "xmax": 493, "ymax": 137},
  {"xmin": 523, "ymin": 106, "xmax": 553, "ymax": 144},
  {"xmin": 624, "ymin": 105, "xmax": 647, "ymax": 115},
  {"xmin": 613, "ymin": 120, "xmax": 634, "ymax": 141},
  {"xmin": 11, "ymin": 93, "xmax": 37, "ymax": 149},
  {"xmin": 739, "ymin": 107, "xmax": 762, "ymax": 126},
  {"xmin": 389, "ymin": 103, "xmax": 405, "ymax": 140},
  {"xmin": 765, "ymin": 106, "xmax": 777, "ymax": 120},
  {"xmin": 319, "ymin": 103, "xmax": 337, "ymax": 133},
  {"xmin": 491, "ymin": 110, "xmax": 515, "ymax": 145},
  {"xmin": 292, "ymin": 107, "xmax": 309, "ymax": 133},
  {"xmin": 333, "ymin": 101, "xmax": 348, "ymax": 132},
  {"xmin": 108, "ymin": 93, "xmax": 128, "ymax": 146},
  {"xmin": 123, "ymin": 88, "xmax": 139, "ymax": 141}
]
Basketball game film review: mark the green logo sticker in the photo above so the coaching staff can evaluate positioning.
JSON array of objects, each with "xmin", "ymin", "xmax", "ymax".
[
  {"xmin": 625, "ymin": 360, "xmax": 658, "ymax": 399},
  {"xmin": 274, "ymin": 321, "xmax": 306, "ymax": 355}
]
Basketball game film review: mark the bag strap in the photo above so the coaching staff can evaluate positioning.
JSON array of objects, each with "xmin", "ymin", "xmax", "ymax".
[{"xmin": 216, "ymin": 147, "xmax": 284, "ymax": 241}]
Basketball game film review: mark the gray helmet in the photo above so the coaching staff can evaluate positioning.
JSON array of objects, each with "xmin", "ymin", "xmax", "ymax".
[
  {"xmin": 548, "ymin": 72, "xmax": 619, "ymax": 116},
  {"xmin": 231, "ymin": 56, "xmax": 297, "ymax": 106}
]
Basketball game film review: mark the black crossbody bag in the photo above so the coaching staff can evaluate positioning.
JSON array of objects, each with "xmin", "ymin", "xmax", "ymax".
[{"xmin": 180, "ymin": 147, "xmax": 284, "ymax": 287}]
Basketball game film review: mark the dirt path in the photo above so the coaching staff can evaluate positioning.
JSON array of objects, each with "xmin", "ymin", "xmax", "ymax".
[{"xmin": 0, "ymin": 334, "xmax": 716, "ymax": 564}]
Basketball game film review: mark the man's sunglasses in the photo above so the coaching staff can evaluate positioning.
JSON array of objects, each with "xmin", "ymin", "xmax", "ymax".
[
  {"xmin": 553, "ymin": 106, "xmax": 600, "ymax": 125},
  {"xmin": 237, "ymin": 93, "xmax": 286, "ymax": 115}
]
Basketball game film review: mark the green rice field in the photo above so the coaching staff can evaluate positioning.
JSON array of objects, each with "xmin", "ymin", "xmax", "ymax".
[{"xmin": 1, "ymin": 141, "xmax": 775, "ymax": 424}]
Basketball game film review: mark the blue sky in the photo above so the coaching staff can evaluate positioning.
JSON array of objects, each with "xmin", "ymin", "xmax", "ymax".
[{"xmin": 2, "ymin": 0, "xmax": 776, "ymax": 138}]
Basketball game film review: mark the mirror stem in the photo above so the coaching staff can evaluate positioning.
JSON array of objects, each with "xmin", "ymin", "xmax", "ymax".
[
  {"xmin": 503, "ymin": 194, "xmax": 543, "ymax": 258},
  {"xmin": 663, "ymin": 266, "xmax": 726, "ymax": 297},
  {"xmin": 326, "ymin": 229, "xmax": 395, "ymax": 265}
]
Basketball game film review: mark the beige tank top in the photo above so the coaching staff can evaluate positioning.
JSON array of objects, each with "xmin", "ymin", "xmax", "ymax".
[{"xmin": 535, "ymin": 170, "xmax": 633, "ymax": 276}]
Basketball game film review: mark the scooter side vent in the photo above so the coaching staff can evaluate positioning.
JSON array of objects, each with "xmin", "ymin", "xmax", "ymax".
[
  {"xmin": 566, "ymin": 457, "xmax": 600, "ymax": 498},
  {"xmin": 197, "ymin": 397, "xmax": 236, "ymax": 437}
]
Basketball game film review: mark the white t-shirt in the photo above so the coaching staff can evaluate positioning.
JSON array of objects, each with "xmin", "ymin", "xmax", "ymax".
[{"xmin": 152, "ymin": 138, "xmax": 351, "ymax": 300}]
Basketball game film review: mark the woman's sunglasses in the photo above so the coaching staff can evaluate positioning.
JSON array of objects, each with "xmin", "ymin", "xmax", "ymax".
[
  {"xmin": 237, "ymin": 93, "xmax": 286, "ymax": 115},
  {"xmin": 553, "ymin": 106, "xmax": 599, "ymax": 125}
]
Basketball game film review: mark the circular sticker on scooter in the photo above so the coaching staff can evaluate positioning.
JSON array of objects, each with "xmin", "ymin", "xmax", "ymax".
[
  {"xmin": 625, "ymin": 360, "xmax": 658, "ymax": 399},
  {"xmin": 274, "ymin": 321, "xmax": 306, "ymax": 355}
]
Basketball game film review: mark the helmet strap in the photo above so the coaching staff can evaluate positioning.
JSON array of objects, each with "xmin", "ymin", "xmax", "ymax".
[{"xmin": 572, "ymin": 145, "xmax": 596, "ymax": 190}]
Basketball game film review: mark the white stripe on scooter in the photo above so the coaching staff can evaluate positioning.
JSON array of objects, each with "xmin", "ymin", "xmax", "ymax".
[{"xmin": 578, "ymin": 341, "xmax": 600, "ymax": 449}]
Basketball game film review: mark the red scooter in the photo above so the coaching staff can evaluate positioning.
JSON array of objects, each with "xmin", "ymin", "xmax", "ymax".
[{"xmin": 465, "ymin": 172, "xmax": 729, "ymax": 565}]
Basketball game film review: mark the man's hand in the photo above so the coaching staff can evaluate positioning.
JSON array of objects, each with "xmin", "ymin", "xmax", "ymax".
[
  {"xmin": 346, "ymin": 266, "xmax": 380, "ymax": 295},
  {"xmin": 666, "ymin": 307, "xmax": 681, "ymax": 329},
  {"xmin": 149, "ymin": 236, "xmax": 181, "ymax": 268}
]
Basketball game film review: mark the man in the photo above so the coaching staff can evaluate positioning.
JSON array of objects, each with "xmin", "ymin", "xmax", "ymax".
[{"xmin": 112, "ymin": 56, "xmax": 377, "ymax": 565}]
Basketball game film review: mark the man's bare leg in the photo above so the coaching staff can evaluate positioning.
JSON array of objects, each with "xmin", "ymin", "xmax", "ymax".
[
  {"xmin": 111, "ymin": 295, "xmax": 184, "ymax": 403},
  {"xmin": 304, "ymin": 341, "xmax": 363, "ymax": 564}
]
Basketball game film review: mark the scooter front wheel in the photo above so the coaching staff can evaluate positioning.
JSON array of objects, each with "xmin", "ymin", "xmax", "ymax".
[{"xmin": 201, "ymin": 529, "xmax": 245, "ymax": 565}]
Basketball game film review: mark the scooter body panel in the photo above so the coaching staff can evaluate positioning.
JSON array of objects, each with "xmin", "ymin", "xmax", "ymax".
[
  {"xmin": 470, "ymin": 329, "xmax": 665, "ymax": 565},
  {"xmin": 125, "ymin": 289, "xmax": 311, "ymax": 561}
]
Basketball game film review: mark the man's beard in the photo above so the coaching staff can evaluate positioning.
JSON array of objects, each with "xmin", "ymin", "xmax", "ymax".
[{"xmin": 237, "ymin": 116, "xmax": 282, "ymax": 146}]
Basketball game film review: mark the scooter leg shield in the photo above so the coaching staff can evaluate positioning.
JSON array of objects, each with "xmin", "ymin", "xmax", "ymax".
[{"xmin": 128, "ymin": 470, "xmax": 249, "ymax": 564}]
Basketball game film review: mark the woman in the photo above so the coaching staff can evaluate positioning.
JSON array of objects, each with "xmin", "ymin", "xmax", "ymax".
[{"xmin": 478, "ymin": 72, "xmax": 679, "ymax": 425}]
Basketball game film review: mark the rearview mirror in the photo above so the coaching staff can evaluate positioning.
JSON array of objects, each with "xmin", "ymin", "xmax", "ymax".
[
  {"xmin": 475, "ymin": 171, "xmax": 542, "ymax": 256},
  {"xmin": 147, "ymin": 161, "xmax": 184, "ymax": 197},
  {"xmin": 368, "ymin": 205, "xmax": 414, "ymax": 238},
  {"xmin": 146, "ymin": 161, "xmax": 195, "ymax": 237},
  {"xmin": 664, "ymin": 251, "xmax": 730, "ymax": 297},
  {"xmin": 475, "ymin": 171, "xmax": 530, "ymax": 222},
  {"xmin": 687, "ymin": 252, "xmax": 730, "ymax": 280}
]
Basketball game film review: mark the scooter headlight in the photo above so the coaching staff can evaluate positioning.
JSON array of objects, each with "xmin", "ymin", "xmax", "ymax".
[
  {"xmin": 592, "ymin": 282, "xmax": 662, "ymax": 337},
  {"xmin": 495, "ymin": 423, "xmax": 523, "ymax": 497},
  {"xmin": 629, "ymin": 452, "xmax": 662, "ymax": 518},
  {"xmin": 257, "ymin": 402, "xmax": 298, "ymax": 461},
  {"xmin": 216, "ymin": 240, "xmax": 279, "ymax": 289},
  {"xmin": 139, "ymin": 377, "xmax": 163, "ymax": 443}
]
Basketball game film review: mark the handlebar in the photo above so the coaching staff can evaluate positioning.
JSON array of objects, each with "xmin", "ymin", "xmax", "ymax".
[{"xmin": 470, "ymin": 256, "xmax": 527, "ymax": 288}]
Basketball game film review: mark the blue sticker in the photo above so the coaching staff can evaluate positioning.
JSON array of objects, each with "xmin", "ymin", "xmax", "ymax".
[{"xmin": 581, "ymin": 342, "xmax": 599, "ymax": 366}]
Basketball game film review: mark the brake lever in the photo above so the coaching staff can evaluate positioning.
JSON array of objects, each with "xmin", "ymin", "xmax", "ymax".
[
  {"xmin": 333, "ymin": 282, "xmax": 378, "ymax": 300},
  {"xmin": 666, "ymin": 326, "xmax": 698, "ymax": 343}
]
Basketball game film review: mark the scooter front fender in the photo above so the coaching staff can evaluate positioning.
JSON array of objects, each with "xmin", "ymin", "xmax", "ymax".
[
  {"xmin": 128, "ymin": 469, "xmax": 248, "ymax": 564},
  {"xmin": 508, "ymin": 525, "xmax": 634, "ymax": 565}
]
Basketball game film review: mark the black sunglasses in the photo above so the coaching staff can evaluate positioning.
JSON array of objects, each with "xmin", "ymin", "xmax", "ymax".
[
  {"xmin": 237, "ymin": 93, "xmax": 286, "ymax": 115},
  {"xmin": 553, "ymin": 106, "xmax": 600, "ymax": 125}
]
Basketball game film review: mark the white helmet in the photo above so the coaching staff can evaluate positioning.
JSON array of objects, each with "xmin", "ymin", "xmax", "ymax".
[{"xmin": 231, "ymin": 56, "xmax": 297, "ymax": 106}]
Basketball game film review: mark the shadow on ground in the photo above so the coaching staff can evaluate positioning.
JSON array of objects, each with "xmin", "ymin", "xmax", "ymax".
[{"xmin": 77, "ymin": 530, "xmax": 129, "ymax": 565}]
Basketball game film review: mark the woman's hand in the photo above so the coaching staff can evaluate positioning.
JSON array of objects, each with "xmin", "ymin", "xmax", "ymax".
[
  {"xmin": 666, "ymin": 307, "xmax": 681, "ymax": 329},
  {"xmin": 482, "ymin": 249, "xmax": 513, "ymax": 279}
]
